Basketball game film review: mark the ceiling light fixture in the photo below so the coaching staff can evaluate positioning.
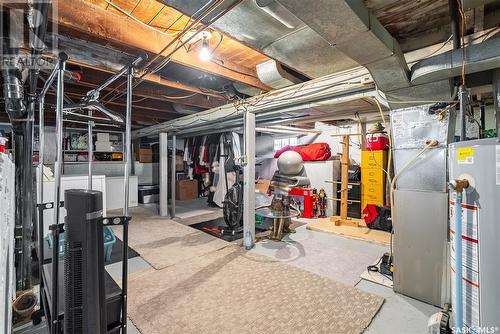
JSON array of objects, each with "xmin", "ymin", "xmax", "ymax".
[{"xmin": 200, "ymin": 33, "xmax": 211, "ymax": 61}]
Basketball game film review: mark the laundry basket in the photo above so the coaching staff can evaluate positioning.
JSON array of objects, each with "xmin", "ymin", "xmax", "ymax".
[{"xmin": 46, "ymin": 225, "xmax": 116, "ymax": 262}]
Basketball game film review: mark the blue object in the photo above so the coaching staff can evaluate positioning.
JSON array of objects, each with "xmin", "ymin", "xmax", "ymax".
[
  {"xmin": 454, "ymin": 191, "xmax": 464, "ymax": 330},
  {"xmin": 46, "ymin": 226, "xmax": 117, "ymax": 262}
]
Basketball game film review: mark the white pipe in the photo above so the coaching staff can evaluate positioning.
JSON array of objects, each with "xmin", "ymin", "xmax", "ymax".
[
  {"xmin": 269, "ymin": 125, "xmax": 321, "ymax": 133},
  {"xmin": 255, "ymin": 127, "xmax": 305, "ymax": 135}
]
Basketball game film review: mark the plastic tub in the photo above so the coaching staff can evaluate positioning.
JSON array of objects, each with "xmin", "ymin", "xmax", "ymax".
[{"xmin": 46, "ymin": 225, "xmax": 116, "ymax": 261}]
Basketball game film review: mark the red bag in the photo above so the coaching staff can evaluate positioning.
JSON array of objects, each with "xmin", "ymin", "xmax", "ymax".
[
  {"xmin": 274, "ymin": 145, "xmax": 293, "ymax": 158},
  {"xmin": 293, "ymin": 143, "xmax": 331, "ymax": 161}
]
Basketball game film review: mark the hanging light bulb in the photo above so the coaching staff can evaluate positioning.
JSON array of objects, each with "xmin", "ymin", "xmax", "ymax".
[{"xmin": 200, "ymin": 36, "xmax": 211, "ymax": 61}]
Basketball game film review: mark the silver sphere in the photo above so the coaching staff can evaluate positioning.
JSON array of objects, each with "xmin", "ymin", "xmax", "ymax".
[{"xmin": 277, "ymin": 150, "xmax": 303, "ymax": 175}]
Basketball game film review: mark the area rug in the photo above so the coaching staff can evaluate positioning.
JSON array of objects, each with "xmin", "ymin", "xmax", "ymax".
[
  {"xmin": 173, "ymin": 210, "xmax": 223, "ymax": 226},
  {"xmin": 127, "ymin": 246, "xmax": 384, "ymax": 334},
  {"xmin": 112, "ymin": 207, "xmax": 230, "ymax": 270}
]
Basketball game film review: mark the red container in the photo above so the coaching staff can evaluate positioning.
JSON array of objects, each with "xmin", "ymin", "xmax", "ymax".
[
  {"xmin": 366, "ymin": 133, "xmax": 389, "ymax": 151},
  {"xmin": 288, "ymin": 187, "xmax": 314, "ymax": 218},
  {"xmin": 0, "ymin": 137, "xmax": 7, "ymax": 153}
]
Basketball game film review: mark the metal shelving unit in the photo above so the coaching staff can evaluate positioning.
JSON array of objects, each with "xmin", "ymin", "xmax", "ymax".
[{"xmin": 33, "ymin": 53, "xmax": 143, "ymax": 333}]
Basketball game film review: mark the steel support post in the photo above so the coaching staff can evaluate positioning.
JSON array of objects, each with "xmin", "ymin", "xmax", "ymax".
[
  {"xmin": 88, "ymin": 111, "xmax": 93, "ymax": 190},
  {"xmin": 171, "ymin": 135, "xmax": 176, "ymax": 218},
  {"xmin": 243, "ymin": 111, "xmax": 256, "ymax": 249},
  {"xmin": 51, "ymin": 54, "xmax": 67, "ymax": 334},
  {"xmin": 120, "ymin": 66, "xmax": 134, "ymax": 334},
  {"xmin": 159, "ymin": 132, "xmax": 169, "ymax": 217}
]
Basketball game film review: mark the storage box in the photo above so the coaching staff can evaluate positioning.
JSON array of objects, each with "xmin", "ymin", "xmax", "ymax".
[
  {"xmin": 366, "ymin": 133, "xmax": 389, "ymax": 151},
  {"xmin": 255, "ymin": 179, "xmax": 271, "ymax": 194},
  {"xmin": 64, "ymin": 153, "xmax": 78, "ymax": 162},
  {"xmin": 135, "ymin": 147, "xmax": 153, "ymax": 163},
  {"xmin": 95, "ymin": 141, "xmax": 112, "ymax": 152},
  {"xmin": 96, "ymin": 132, "xmax": 110, "ymax": 142},
  {"xmin": 176, "ymin": 179, "xmax": 198, "ymax": 200},
  {"xmin": 176, "ymin": 155, "xmax": 184, "ymax": 171},
  {"xmin": 46, "ymin": 226, "xmax": 116, "ymax": 262},
  {"xmin": 288, "ymin": 187, "xmax": 314, "ymax": 218}
]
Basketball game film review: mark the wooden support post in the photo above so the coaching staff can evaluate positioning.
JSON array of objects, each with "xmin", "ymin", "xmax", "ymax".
[{"xmin": 330, "ymin": 134, "xmax": 363, "ymax": 228}]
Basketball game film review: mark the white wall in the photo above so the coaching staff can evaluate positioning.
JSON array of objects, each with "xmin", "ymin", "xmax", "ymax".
[
  {"xmin": 298, "ymin": 122, "xmax": 365, "ymax": 164},
  {"xmin": 255, "ymin": 121, "xmax": 380, "ymax": 164}
]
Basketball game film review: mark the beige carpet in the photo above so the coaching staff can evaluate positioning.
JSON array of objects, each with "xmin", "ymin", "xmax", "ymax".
[
  {"xmin": 174, "ymin": 210, "xmax": 223, "ymax": 226},
  {"xmin": 112, "ymin": 207, "xmax": 230, "ymax": 270},
  {"xmin": 127, "ymin": 246, "xmax": 384, "ymax": 334}
]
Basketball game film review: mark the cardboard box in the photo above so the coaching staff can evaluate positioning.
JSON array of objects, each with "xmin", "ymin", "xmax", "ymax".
[
  {"xmin": 135, "ymin": 147, "xmax": 152, "ymax": 163},
  {"xmin": 176, "ymin": 179, "xmax": 198, "ymax": 201},
  {"xmin": 255, "ymin": 179, "xmax": 271, "ymax": 194},
  {"xmin": 175, "ymin": 155, "xmax": 184, "ymax": 171},
  {"xmin": 96, "ymin": 132, "xmax": 110, "ymax": 142}
]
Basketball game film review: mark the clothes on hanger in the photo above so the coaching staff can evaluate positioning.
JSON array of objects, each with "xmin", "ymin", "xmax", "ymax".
[{"xmin": 181, "ymin": 132, "xmax": 241, "ymax": 208}]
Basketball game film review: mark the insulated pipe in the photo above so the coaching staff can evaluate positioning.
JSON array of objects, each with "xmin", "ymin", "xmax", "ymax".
[
  {"xmin": 449, "ymin": 179, "xmax": 469, "ymax": 331},
  {"xmin": 51, "ymin": 53, "xmax": 67, "ymax": 334},
  {"xmin": 459, "ymin": 85, "xmax": 467, "ymax": 141},
  {"xmin": 454, "ymin": 192, "xmax": 464, "ymax": 331}
]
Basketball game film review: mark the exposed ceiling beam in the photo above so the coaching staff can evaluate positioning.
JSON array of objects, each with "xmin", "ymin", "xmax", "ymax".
[
  {"xmin": 51, "ymin": 68, "xmax": 224, "ymax": 109},
  {"xmin": 40, "ymin": 89, "xmax": 177, "ymax": 119},
  {"xmin": 52, "ymin": 34, "xmax": 227, "ymax": 100},
  {"xmin": 53, "ymin": 0, "xmax": 270, "ymax": 91}
]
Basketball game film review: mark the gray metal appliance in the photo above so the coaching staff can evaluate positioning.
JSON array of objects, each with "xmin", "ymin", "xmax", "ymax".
[
  {"xmin": 449, "ymin": 138, "xmax": 500, "ymax": 330},
  {"xmin": 391, "ymin": 104, "xmax": 455, "ymax": 307}
]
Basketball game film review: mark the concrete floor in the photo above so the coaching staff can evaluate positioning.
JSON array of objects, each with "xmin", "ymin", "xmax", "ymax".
[
  {"xmin": 112, "ymin": 211, "xmax": 439, "ymax": 333},
  {"xmin": 17, "ymin": 203, "xmax": 439, "ymax": 333},
  {"xmin": 250, "ymin": 224, "xmax": 439, "ymax": 334}
]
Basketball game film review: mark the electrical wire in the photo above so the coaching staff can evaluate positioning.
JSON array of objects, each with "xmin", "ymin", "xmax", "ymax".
[
  {"xmin": 367, "ymin": 254, "xmax": 393, "ymax": 281},
  {"xmin": 100, "ymin": 0, "xmax": 224, "ymax": 103},
  {"xmin": 161, "ymin": 93, "xmax": 197, "ymax": 100},
  {"xmin": 101, "ymin": 0, "xmax": 232, "ymax": 105},
  {"xmin": 137, "ymin": 80, "xmax": 371, "ymax": 137}
]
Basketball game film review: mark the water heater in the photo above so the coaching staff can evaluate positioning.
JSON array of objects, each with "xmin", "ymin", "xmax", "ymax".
[{"xmin": 449, "ymin": 138, "xmax": 500, "ymax": 331}]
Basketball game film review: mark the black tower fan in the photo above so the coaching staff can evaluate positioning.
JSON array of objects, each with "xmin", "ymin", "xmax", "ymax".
[{"xmin": 64, "ymin": 189, "xmax": 107, "ymax": 333}]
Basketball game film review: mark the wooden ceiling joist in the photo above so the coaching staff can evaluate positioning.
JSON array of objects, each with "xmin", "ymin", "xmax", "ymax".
[
  {"xmin": 54, "ymin": 34, "xmax": 226, "ymax": 100},
  {"xmin": 53, "ymin": 0, "xmax": 269, "ymax": 91},
  {"xmin": 56, "ymin": 67, "xmax": 225, "ymax": 109}
]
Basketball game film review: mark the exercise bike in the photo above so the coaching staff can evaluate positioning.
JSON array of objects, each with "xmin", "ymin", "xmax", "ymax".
[{"xmin": 221, "ymin": 164, "xmax": 244, "ymax": 235}]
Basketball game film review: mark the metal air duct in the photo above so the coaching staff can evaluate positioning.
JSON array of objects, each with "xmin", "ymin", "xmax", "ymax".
[
  {"xmin": 275, "ymin": 0, "xmax": 411, "ymax": 92},
  {"xmin": 411, "ymin": 37, "xmax": 500, "ymax": 85},
  {"xmin": 256, "ymin": 59, "xmax": 302, "ymax": 89}
]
